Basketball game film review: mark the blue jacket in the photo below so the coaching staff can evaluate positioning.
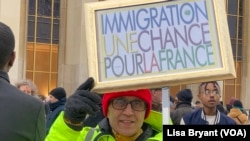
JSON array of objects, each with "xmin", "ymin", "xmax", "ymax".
[{"xmin": 182, "ymin": 108, "xmax": 236, "ymax": 125}]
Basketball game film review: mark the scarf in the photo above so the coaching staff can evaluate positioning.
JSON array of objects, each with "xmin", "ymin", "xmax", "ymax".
[{"xmin": 112, "ymin": 128, "xmax": 143, "ymax": 141}]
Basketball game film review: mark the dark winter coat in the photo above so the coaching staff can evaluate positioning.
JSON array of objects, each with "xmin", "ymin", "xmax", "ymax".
[
  {"xmin": 0, "ymin": 71, "xmax": 46, "ymax": 141},
  {"xmin": 170, "ymin": 101, "xmax": 194, "ymax": 125}
]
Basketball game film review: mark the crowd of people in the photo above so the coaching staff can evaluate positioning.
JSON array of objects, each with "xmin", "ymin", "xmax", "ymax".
[
  {"xmin": 45, "ymin": 78, "xmax": 162, "ymax": 140},
  {"xmin": 168, "ymin": 81, "xmax": 249, "ymax": 125},
  {"xmin": 180, "ymin": 81, "xmax": 237, "ymax": 125},
  {"xmin": 1, "ymin": 20, "xmax": 249, "ymax": 141}
]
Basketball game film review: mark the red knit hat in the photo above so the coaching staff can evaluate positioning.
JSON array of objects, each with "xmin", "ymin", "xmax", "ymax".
[{"xmin": 102, "ymin": 89, "xmax": 152, "ymax": 119}]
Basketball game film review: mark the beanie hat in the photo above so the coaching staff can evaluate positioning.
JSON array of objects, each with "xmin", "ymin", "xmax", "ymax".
[
  {"xmin": 233, "ymin": 100, "xmax": 243, "ymax": 108},
  {"xmin": 49, "ymin": 87, "xmax": 66, "ymax": 100},
  {"xmin": 229, "ymin": 97, "xmax": 236, "ymax": 105},
  {"xmin": 177, "ymin": 88, "xmax": 193, "ymax": 102},
  {"xmin": 102, "ymin": 89, "xmax": 152, "ymax": 119}
]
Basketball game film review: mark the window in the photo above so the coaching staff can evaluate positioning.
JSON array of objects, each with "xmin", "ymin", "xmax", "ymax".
[
  {"xmin": 27, "ymin": 0, "xmax": 60, "ymax": 95},
  {"xmin": 223, "ymin": 0, "xmax": 243, "ymax": 102}
]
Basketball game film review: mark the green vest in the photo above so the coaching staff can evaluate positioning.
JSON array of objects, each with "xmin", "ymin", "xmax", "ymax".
[{"xmin": 46, "ymin": 111, "xmax": 163, "ymax": 141}]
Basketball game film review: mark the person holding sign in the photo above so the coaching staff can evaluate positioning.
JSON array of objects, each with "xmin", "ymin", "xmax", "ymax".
[
  {"xmin": 180, "ymin": 81, "xmax": 236, "ymax": 125},
  {"xmin": 45, "ymin": 77, "xmax": 162, "ymax": 141}
]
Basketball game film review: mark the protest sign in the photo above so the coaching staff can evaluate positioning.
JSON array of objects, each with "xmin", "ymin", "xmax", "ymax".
[{"xmin": 84, "ymin": 0, "xmax": 235, "ymax": 93}]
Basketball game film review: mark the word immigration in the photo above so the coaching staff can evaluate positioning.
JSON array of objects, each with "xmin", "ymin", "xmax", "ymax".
[{"xmin": 96, "ymin": 0, "xmax": 220, "ymax": 80}]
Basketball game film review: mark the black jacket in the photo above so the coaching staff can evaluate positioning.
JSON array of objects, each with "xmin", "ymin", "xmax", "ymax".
[
  {"xmin": 170, "ymin": 102, "xmax": 194, "ymax": 125},
  {"xmin": 0, "ymin": 71, "xmax": 46, "ymax": 141}
]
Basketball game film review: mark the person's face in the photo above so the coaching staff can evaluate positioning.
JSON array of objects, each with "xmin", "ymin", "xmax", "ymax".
[
  {"xmin": 48, "ymin": 95, "xmax": 58, "ymax": 103},
  {"xmin": 19, "ymin": 85, "xmax": 32, "ymax": 95},
  {"xmin": 107, "ymin": 96, "xmax": 146, "ymax": 137},
  {"xmin": 195, "ymin": 103, "xmax": 202, "ymax": 109},
  {"xmin": 174, "ymin": 97, "xmax": 178, "ymax": 105},
  {"xmin": 151, "ymin": 89, "xmax": 162, "ymax": 104},
  {"xmin": 198, "ymin": 83, "xmax": 221, "ymax": 109}
]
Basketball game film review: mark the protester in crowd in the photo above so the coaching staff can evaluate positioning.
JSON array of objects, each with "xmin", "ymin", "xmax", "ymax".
[
  {"xmin": 150, "ymin": 88, "xmax": 162, "ymax": 112},
  {"xmin": 46, "ymin": 87, "xmax": 67, "ymax": 134},
  {"xmin": 150, "ymin": 88, "xmax": 176, "ymax": 113},
  {"xmin": 45, "ymin": 77, "xmax": 162, "ymax": 141},
  {"xmin": 227, "ymin": 100, "xmax": 248, "ymax": 125},
  {"xmin": 15, "ymin": 79, "xmax": 37, "ymax": 95},
  {"xmin": 180, "ymin": 81, "xmax": 236, "ymax": 125},
  {"xmin": 226, "ymin": 97, "xmax": 237, "ymax": 113},
  {"xmin": 38, "ymin": 94, "xmax": 46, "ymax": 102},
  {"xmin": 170, "ymin": 88, "xmax": 194, "ymax": 125},
  {"xmin": 15, "ymin": 79, "xmax": 43, "ymax": 100},
  {"xmin": 38, "ymin": 94, "xmax": 51, "ymax": 116},
  {"xmin": 16, "ymin": 79, "xmax": 51, "ymax": 118},
  {"xmin": 0, "ymin": 21, "xmax": 45, "ymax": 140},
  {"xmin": 150, "ymin": 88, "xmax": 174, "ymax": 125},
  {"xmin": 194, "ymin": 100, "xmax": 202, "ymax": 110},
  {"xmin": 217, "ymin": 101, "xmax": 227, "ymax": 115}
]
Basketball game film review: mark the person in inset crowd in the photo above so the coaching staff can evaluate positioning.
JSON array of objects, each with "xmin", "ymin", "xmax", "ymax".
[
  {"xmin": 170, "ymin": 88, "xmax": 195, "ymax": 125},
  {"xmin": 194, "ymin": 100, "xmax": 202, "ymax": 110},
  {"xmin": 169, "ymin": 95, "xmax": 176, "ymax": 113},
  {"xmin": 46, "ymin": 87, "xmax": 67, "ymax": 134},
  {"xmin": 0, "ymin": 21, "xmax": 45, "ymax": 140},
  {"xmin": 217, "ymin": 101, "xmax": 227, "ymax": 115},
  {"xmin": 180, "ymin": 81, "xmax": 236, "ymax": 125},
  {"xmin": 226, "ymin": 97, "xmax": 237, "ymax": 114},
  {"xmin": 45, "ymin": 77, "xmax": 162, "ymax": 141},
  {"xmin": 150, "ymin": 88, "xmax": 174, "ymax": 125},
  {"xmin": 227, "ymin": 100, "xmax": 248, "ymax": 125}
]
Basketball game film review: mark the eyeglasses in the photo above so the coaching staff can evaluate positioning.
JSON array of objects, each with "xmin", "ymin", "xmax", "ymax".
[
  {"xmin": 111, "ymin": 98, "xmax": 147, "ymax": 111},
  {"xmin": 201, "ymin": 89, "xmax": 220, "ymax": 95}
]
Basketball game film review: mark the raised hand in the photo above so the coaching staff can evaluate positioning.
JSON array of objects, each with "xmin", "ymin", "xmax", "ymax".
[
  {"xmin": 63, "ymin": 77, "xmax": 101, "ymax": 130},
  {"xmin": 75, "ymin": 77, "xmax": 94, "ymax": 91}
]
